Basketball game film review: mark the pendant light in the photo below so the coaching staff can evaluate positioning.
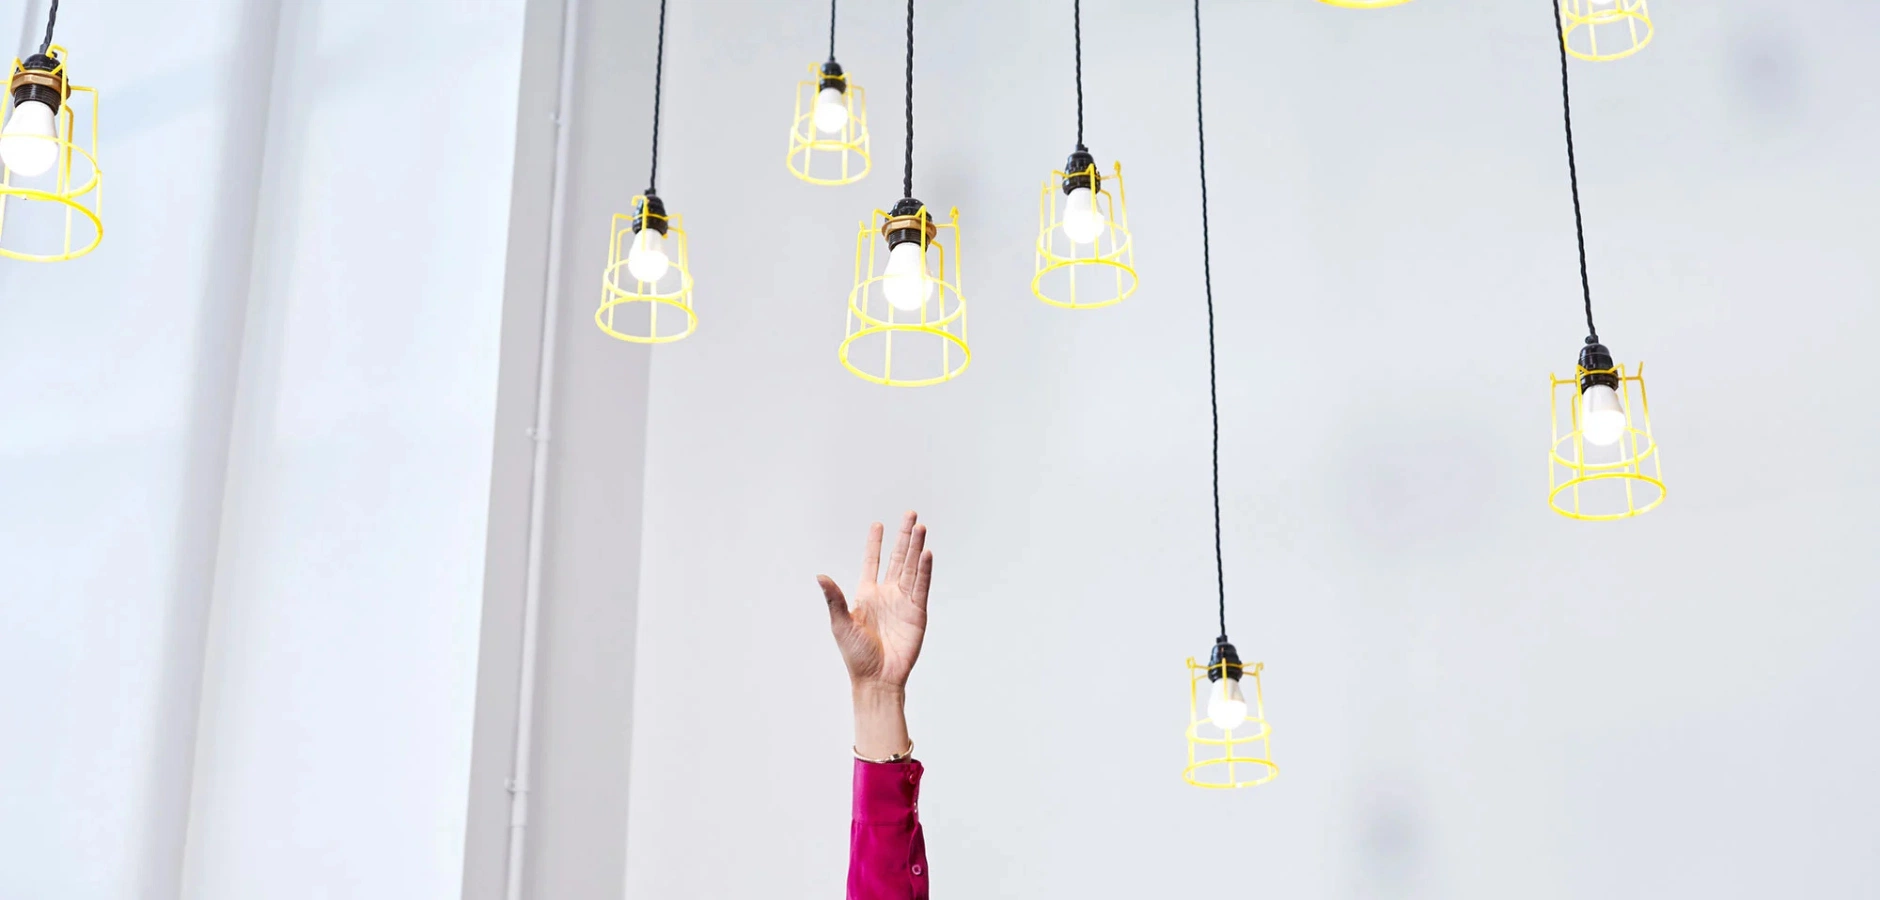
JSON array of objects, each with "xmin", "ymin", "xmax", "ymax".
[
  {"xmin": 1, "ymin": 0, "xmax": 103, "ymax": 263},
  {"xmin": 1182, "ymin": 0, "xmax": 1275, "ymax": 791},
  {"xmin": 1544, "ymin": 0, "xmax": 1664, "ymax": 520},
  {"xmin": 787, "ymin": 0, "xmax": 870, "ymax": 186},
  {"xmin": 597, "ymin": 0, "xmax": 696, "ymax": 344},
  {"xmin": 837, "ymin": 0, "xmax": 968, "ymax": 387},
  {"xmin": 1560, "ymin": 0, "xmax": 1653, "ymax": 62},
  {"xmin": 1030, "ymin": 0, "xmax": 1136, "ymax": 310}
]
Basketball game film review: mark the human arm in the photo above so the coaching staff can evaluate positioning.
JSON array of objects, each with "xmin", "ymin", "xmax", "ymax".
[{"xmin": 819, "ymin": 512, "xmax": 933, "ymax": 900}]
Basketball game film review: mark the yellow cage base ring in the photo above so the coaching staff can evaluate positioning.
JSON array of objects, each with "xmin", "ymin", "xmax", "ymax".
[
  {"xmin": 838, "ymin": 323, "xmax": 971, "ymax": 388},
  {"xmin": 1185, "ymin": 658, "xmax": 1277, "ymax": 790},
  {"xmin": 596, "ymin": 277, "xmax": 698, "ymax": 344},
  {"xmin": 1, "ymin": 48, "xmax": 103, "ymax": 263},
  {"xmin": 1548, "ymin": 469, "xmax": 1666, "ymax": 521},
  {"xmin": 1562, "ymin": 0, "xmax": 1653, "ymax": 62},
  {"xmin": 1034, "ymin": 161, "xmax": 1137, "ymax": 309},
  {"xmin": 787, "ymin": 64, "xmax": 870, "ymax": 186}
]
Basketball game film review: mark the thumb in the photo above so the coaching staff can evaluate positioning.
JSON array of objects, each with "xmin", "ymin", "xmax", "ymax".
[{"xmin": 817, "ymin": 576, "xmax": 851, "ymax": 632}]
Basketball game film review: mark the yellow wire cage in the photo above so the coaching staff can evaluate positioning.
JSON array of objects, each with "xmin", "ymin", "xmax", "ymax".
[
  {"xmin": 840, "ymin": 205, "xmax": 969, "ymax": 387},
  {"xmin": 1316, "ymin": 0, "xmax": 1414, "ymax": 8},
  {"xmin": 1185, "ymin": 658, "xmax": 1277, "ymax": 790},
  {"xmin": 0, "ymin": 47, "xmax": 102, "ymax": 262},
  {"xmin": 1561, "ymin": 0, "xmax": 1653, "ymax": 62},
  {"xmin": 787, "ymin": 63, "xmax": 870, "ymax": 186},
  {"xmin": 597, "ymin": 198, "xmax": 696, "ymax": 344},
  {"xmin": 1549, "ymin": 361, "xmax": 1664, "ymax": 520},
  {"xmin": 1033, "ymin": 160, "xmax": 1136, "ymax": 309}
]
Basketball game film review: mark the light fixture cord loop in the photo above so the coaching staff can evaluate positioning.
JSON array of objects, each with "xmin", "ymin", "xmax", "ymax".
[
  {"xmin": 1193, "ymin": 0, "xmax": 1226, "ymax": 641},
  {"xmin": 1551, "ymin": 0, "xmax": 1598, "ymax": 342},
  {"xmin": 646, "ymin": 0, "xmax": 668, "ymax": 195},
  {"xmin": 1073, "ymin": 0, "xmax": 1084, "ymax": 148},
  {"xmin": 38, "ymin": 0, "xmax": 59, "ymax": 55},
  {"xmin": 828, "ymin": 0, "xmax": 837, "ymax": 60},
  {"xmin": 902, "ymin": 0, "xmax": 915, "ymax": 200}
]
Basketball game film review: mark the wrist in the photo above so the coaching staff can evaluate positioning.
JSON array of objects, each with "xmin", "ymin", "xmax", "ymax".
[{"xmin": 851, "ymin": 682, "xmax": 910, "ymax": 760}]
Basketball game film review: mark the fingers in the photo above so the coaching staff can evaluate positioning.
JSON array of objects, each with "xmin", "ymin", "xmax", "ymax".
[
  {"xmin": 910, "ymin": 550, "xmax": 934, "ymax": 613},
  {"xmin": 818, "ymin": 576, "xmax": 852, "ymax": 632},
  {"xmin": 858, "ymin": 521, "xmax": 884, "ymax": 585},
  {"xmin": 885, "ymin": 510, "xmax": 917, "ymax": 582},
  {"xmin": 897, "ymin": 523, "xmax": 928, "ymax": 595}
]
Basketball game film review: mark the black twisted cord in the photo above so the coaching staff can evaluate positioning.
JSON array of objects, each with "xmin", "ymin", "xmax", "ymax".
[
  {"xmin": 901, "ymin": 0, "xmax": 915, "ymax": 199},
  {"xmin": 1073, "ymin": 0, "xmax": 1084, "ymax": 148},
  {"xmin": 646, "ymin": 0, "xmax": 668, "ymax": 194},
  {"xmin": 38, "ymin": 0, "xmax": 59, "ymax": 55},
  {"xmin": 1550, "ymin": 0, "xmax": 1598, "ymax": 342},
  {"xmin": 828, "ymin": 0, "xmax": 837, "ymax": 60},
  {"xmin": 1193, "ymin": 0, "xmax": 1226, "ymax": 640}
]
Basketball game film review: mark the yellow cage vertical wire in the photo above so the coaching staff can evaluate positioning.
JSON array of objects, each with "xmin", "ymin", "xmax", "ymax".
[
  {"xmin": 595, "ymin": 0, "xmax": 697, "ymax": 344},
  {"xmin": 786, "ymin": 2, "xmax": 869, "ymax": 186},
  {"xmin": 1181, "ymin": 0, "xmax": 1275, "ymax": 791},
  {"xmin": 0, "ymin": 39, "xmax": 103, "ymax": 262},
  {"xmin": 1032, "ymin": 1, "xmax": 1136, "ymax": 310},
  {"xmin": 839, "ymin": 0, "xmax": 968, "ymax": 387},
  {"xmin": 1542, "ymin": 0, "xmax": 1664, "ymax": 520},
  {"xmin": 1561, "ymin": 0, "xmax": 1653, "ymax": 62}
]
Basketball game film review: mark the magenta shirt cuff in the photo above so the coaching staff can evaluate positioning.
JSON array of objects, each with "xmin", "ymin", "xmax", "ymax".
[{"xmin": 849, "ymin": 759, "xmax": 928, "ymax": 900}]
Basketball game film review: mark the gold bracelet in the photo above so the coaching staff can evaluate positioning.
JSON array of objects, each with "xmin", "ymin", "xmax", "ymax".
[{"xmin": 853, "ymin": 741, "xmax": 915, "ymax": 764}]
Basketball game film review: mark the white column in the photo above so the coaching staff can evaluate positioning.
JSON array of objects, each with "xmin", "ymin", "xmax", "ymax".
[{"xmin": 179, "ymin": 1, "xmax": 528, "ymax": 897}]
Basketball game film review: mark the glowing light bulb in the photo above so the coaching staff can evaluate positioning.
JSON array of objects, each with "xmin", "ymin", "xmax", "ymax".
[
  {"xmin": 0, "ymin": 99, "xmax": 59, "ymax": 177},
  {"xmin": 627, "ymin": 228, "xmax": 671, "ymax": 284},
  {"xmin": 1580, "ymin": 383, "xmax": 1626, "ymax": 446},
  {"xmin": 1206, "ymin": 678, "xmax": 1249, "ymax": 731},
  {"xmin": 1061, "ymin": 186, "xmax": 1104, "ymax": 244},
  {"xmin": 882, "ymin": 241, "xmax": 933, "ymax": 312},
  {"xmin": 814, "ymin": 87, "xmax": 848, "ymax": 135}
]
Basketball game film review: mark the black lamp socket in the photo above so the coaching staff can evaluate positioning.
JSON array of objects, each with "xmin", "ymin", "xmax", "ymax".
[
  {"xmin": 632, "ymin": 193, "xmax": 669, "ymax": 236},
  {"xmin": 819, "ymin": 59, "xmax": 847, "ymax": 94},
  {"xmin": 10, "ymin": 53, "xmax": 63, "ymax": 115},
  {"xmin": 1578, "ymin": 339, "xmax": 1618, "ymax": 393},
  {"xmin": 884, "ymin": 197, "xmax": 929, "ymax": 250},
  {"xmin": 1061, "ymin": 146, "xmax": 1100, "ymax": 194},
  {"xmin": 1208, "ymin": 637, "xmax": 1244, "ymax": 683}
]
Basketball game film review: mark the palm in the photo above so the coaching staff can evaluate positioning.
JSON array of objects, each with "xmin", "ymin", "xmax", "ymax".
[{"xmin": 820, "ymin": 513, "xmax": 934, "ymax": 688}]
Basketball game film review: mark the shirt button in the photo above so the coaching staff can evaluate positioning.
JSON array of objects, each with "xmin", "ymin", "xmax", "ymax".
[{"xmin": 911, "ymin": 864, "xmax": 923, "ymax": 876}]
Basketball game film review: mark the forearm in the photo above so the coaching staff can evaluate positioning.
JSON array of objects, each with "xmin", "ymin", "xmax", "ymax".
[{"xmin": 853, "ymin": 683, "xmax": 910, "ymax": 759}]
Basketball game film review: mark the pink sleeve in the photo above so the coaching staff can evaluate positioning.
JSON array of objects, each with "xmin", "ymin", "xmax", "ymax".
[{"xmin": 849, "ymin": 759, "xmax": 929, "ymax": 900}]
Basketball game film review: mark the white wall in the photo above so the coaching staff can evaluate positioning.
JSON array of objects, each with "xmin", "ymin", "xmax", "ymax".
[
  {"xmin": 179, "ymin": 2, "xmax": 527, "ymax": 899},
  {"xmin": 0, "ymin": 1, "xmax": 278, "ymax": 897},
  {"xmin": 621, "ymin": 2, "xmax": 1880, "ymax": 899}
]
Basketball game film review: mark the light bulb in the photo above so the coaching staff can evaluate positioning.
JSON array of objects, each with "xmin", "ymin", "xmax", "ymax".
[
  {"xmin": 626, "ymin": 228, "xmax": 671, "ymax": 284},
  {"xmin": 0, "ymin": 99, "xmax": 59, "ymax": 177},
  {"xmin": 814, "ymin": 87, "xmax": 848, "ymax": 134},
  {"xmin": 1061, "ymin": 186, "xmax": 1104, "ymax": 244},
  {"xmin": 1580, "ymin": 383, "xmax": 1627, "ymax": 446},
  {"xmin": 881, "ymin": 241, "xmax": 933, "ymax": 312},
  {"xmin": 1206, "ymin": 678, "xmax": 1249, "ymax": 731}
]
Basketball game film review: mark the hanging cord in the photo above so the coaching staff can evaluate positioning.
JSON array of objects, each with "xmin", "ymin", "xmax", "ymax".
[
  {"xmin": 901, "ymin": 0, "xmax": 915, "ymax": 199},
  {"xmin": 1550, "ymin": 0, "xmax": 1598, "ymax": 342},
  {"xmin": 646, "ymin": 0, "xmax": 668, "ymax": 194},
  {"xmin": 1073, "ymin": 0, "xmax": 1084, "ymax": 148},
  {"xmin": 828, "ymin": 0, "xmax": 837, "ymax": 60},
  {"xmin": 1192, "ymin": 0, "xmax": 1226, "ymax": 640},
  {"xmin": 38, "ymin": 0, "xmax": 59, "ymax": 55}
]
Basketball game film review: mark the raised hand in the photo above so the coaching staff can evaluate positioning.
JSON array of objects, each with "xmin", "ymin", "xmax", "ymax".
[{"xmin": 818, "ymin": 511, "xmax": 934, "ymax": 690}]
